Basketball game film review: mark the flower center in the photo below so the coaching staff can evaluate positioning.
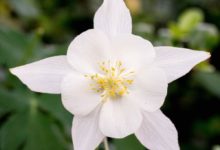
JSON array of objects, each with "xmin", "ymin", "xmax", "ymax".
[{"xmin": 85, "ymin": 61, "xmax": 134, "ymax": 101}]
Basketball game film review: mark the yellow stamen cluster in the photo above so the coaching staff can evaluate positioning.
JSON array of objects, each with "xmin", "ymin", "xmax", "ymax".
[{"xmin": 85, "ymin": 61, "xmax": 134, "ymax": 101}]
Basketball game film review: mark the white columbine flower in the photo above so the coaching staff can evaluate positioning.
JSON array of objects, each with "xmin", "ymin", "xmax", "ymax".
[{"xmin": 10, "ymin": 0, "xmax": 210, "ymax": 149}]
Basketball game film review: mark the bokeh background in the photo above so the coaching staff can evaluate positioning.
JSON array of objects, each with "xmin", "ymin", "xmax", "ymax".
[{"xmin": 0, "ymin": 0, "xmax": 220, "ymax": 149}]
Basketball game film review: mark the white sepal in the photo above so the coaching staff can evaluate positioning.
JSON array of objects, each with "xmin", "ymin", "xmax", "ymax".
[
  {"xmin": 72, "ymin": 105, "xmax": 105, "ymax": 150},
  {"xmin": 94, "ymin": 0, "xmax": 132, "ymax": 37},
  {"xmin": 10, "ymin": 56, "xmax": 72, "ymax": 94},
  {"xmin": 155, "ymin": 46, "xmax": 210, "ymax": 83},
  {"xmin": 135, "ymin": 110, "xmax": 179, "ymax": 150}
]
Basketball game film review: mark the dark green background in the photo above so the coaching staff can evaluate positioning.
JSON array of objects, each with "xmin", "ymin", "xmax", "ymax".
[{"xmin": 0, "ymin": 0, "xmax": 219, "ymax": 149}]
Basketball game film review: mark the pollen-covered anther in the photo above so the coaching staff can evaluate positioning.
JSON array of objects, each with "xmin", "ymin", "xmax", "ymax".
[{"xmin": 85, "ymin": 61, "xmax": 134, "ymax": 101}]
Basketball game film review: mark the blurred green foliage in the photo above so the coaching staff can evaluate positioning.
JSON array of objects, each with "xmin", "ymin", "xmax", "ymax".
[
  {"xmin": 169, "ymin": 8, "xmax": 204, "ymax": 40},
  {"xmin": 0, "ymin": 0, "xmax": 220, "ymax": 150}
]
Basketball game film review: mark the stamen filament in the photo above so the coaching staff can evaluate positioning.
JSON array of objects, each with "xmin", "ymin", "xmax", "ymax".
[{"xmin": 85, "ymin": 60, "xmax": 134, "ymax": 101}]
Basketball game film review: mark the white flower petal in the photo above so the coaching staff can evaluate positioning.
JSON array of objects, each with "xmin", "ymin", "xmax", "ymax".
[
  {"xmin": 67, "ymin": 29, "xmax": 110, "ymax": 74},
  {"xmin": 61, "ymin": 73, "xmax": 102, "ymax": 116},
  {"xmin": 99, "ymin": 97, "xmax": 142, "ymax": 138},
  {"xmin": 135, "ymin": 110, "xmax": 179, "ymax": 150},
  {"xmin": 72, "ymin": 105, "xmax": 104, "ymax": 150},
  {"xmin": 131, "ymin": 66, "xmax": 167, "ymax": 112},
  {"xmin": 10, "ymin": 56, "xmax": 72, "ymax": 94},
  {"xmin": 111, "ymin": 35, "xmax": 155, "ymax": 70},
  {"xmin": 94, "ymin": 0, "xmax": 132, "ymax": 37},
  {"xmin": 155, "ymin": 46, "xmax": 210, "ymax": 83}
]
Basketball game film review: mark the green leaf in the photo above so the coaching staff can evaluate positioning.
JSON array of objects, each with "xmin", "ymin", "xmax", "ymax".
[
  {"xmin": 178, "ymin": 8, "xmax": 204, "ymax": 32},
  {"xmin": 0, "ymin": 97, "xmax": 71, "ymax": 150},
  {"xmin": 194, "ymin": 71, "xmax": 220, "ymax": 98},
  {"xmin": 193, "ymin": 116, "xmax": 220, "ymax": 137},
  {"xmin": 8, "ymin": 0, "xmax": 40, "ymax": 18},
  {"xmin": 188, "ymin": 23, "xmax": 219, "ymax": 50},
  {"xmin": 113, "ymin": 135, "xmax": 145, "ymax": 150},
  {"xmin": 0, "ymin": 25, "xmax": 29, "ymax": 66},
  {"xmin": 0, "ymin": 88, "xmax": 28, "ymax": 117},
  {"xmin": 169, "ymin": 8, "xmax": 204, "ymax": 40},
  {"xmin": 38, "ymin": 94, "xmax": 72, "ymax": 135},
  {"xmin": 0, "ymin": 111, "xmax": 28, "ymax": 150},
  {"xmin": 0, "ymin": 25, "xmax": 66, "ymax": 67},
  {"xmin": 23, "ymin": 108, "xmax": 68, "ymax": 150}
]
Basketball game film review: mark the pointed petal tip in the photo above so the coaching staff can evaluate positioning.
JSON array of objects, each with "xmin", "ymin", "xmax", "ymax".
[
  {"xmin": 9, "ymin": 68, "xmax": 15, "ymax": 75},
  {"xmin": 9, "ymin": 67, "xmax": 22, "ymax": 79},
  {"xmin": 9, "ymin": 66, "xmax": 41, "ymax": 93},
  {"xmin": 196, "ymin": 51, "xmax": 211, "ymax": 64},
  {"xmin": 9, "ymin": 66, "xmax": 25, "ymax": 78},
  {"xmin": 206, "ymin": 52, "xmax": 211, "ymax": 59},
  {"xmin": 9, "ymin": 67, "xmax": 36, "ymax": 93},
  {"xmin": 201, "ymin": 51, "xmax": 211, "ymax": 59},
  {"xmin": 9, "ymin": 67, "xmax": 17, "ymax": 75}
]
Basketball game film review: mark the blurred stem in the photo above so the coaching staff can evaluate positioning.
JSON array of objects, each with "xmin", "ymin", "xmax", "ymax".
[{"xmin": 103, "ymin": 137, "xmax": 110, "ymax": 150}]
